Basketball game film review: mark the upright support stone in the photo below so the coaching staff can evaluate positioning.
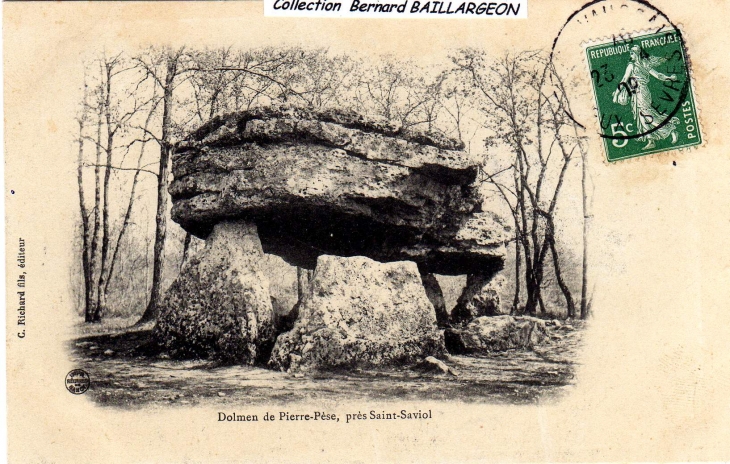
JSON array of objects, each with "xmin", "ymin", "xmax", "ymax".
[
  {"xmin": 420, "ymin": 272, "xmax": 450, "ymax": 328},
  {"xmin": 276, "ymin": 267, "xmax": 313, "ymax": 334},
  {"xmin": 152, "ymin": 220, "xmax": 275, "ymax": 365},
  {"xmin": 269, "ymin": 255, "xmax": 445, "ymax": 372},
  {"xmin": 451, "ymin": 273, "xmax": 506, "ymax": 324}
]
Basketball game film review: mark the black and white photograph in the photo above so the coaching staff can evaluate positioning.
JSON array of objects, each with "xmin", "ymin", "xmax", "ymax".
[
  {"xmin": 5, "ymin": 0, "xmax": 730, "ymax": 462},
  {"xmin": 68, "ymin": 43, "xmax": 592, "ymax": 407}
]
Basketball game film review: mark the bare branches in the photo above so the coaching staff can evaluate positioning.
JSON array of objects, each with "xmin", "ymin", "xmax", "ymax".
[
  {"xmin": 73, "ymin": 44, "xmax": 590, "ymax": 323},
  {"xmin": 129, "ymin": 124, "xmax": 163, "ymax": 146},
  {"xmin": 188, "ymin": 66, "xmax": 305, "ymax": 99},
  {"xmin": 83, "ymin": 163, "xmax": 159, "ymax": 177},
  {"xmin": 451, "ymin": 48, "xmax": 583, "ymax": 317},
  {"xmin": 104, "ymin": 99, "xmax": 159, "ymax": 296},
  {"xmin": 479, "ymin": 165, "xmax": 518, "ymax": 206}
]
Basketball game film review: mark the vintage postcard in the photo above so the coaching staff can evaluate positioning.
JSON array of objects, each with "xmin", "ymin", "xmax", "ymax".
[{"xmin": 4, "ymin": 0, "xmax": 730, "ymax": 462}]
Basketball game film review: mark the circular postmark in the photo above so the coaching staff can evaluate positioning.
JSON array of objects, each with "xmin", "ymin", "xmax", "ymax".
[
  {"xmin": 65, "ymin": 369, "xmax": 90, "ymax": 395},
  {"xmin": 548, "ymin": 0, "xmax": 701, "ymax": 161}
]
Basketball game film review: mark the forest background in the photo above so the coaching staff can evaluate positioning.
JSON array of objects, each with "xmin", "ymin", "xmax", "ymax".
[{"xmin": 71, "ymin": 45, "xmax": 591, "ymax": 325}]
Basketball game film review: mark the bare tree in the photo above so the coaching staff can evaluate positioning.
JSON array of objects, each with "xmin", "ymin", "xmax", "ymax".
[
  {"xmin": 580, "ymin": 148, "xmax": 590, "ymax": 319},
  {"xmin": 352, "ymin": 57, "xmax": 441, "ymax": 130},
  {"xmin": 84, "ymin": 63, "xmax": 106, "ymax": 322},
  {"xmin": 289, "ymin": 49, "xmax": 358, "ymax": 109},
  {"xmin": 96, "ymin": 53, "xmax": 146, "ymax": 316},
  {"xmin": 452, "ymin": 49, "xmax": 580, "ymax": 317},
  {"xmin": 189, "ymin": 47, "xmax": 241, "ymax": 122},
  {"xmin": 76, "ymin": 78, "xmax": 94, "ymax": 322},
  {"xmin": 77, "ymin": 52, "xmax": 157, "ymax": 322},
  {"xmin": 135, "ymin": 46, "xmax": 192, "ymax": 324},
  {"xmin": 103, "ymin": 93, "xmax": 160, "ymax": 299}
]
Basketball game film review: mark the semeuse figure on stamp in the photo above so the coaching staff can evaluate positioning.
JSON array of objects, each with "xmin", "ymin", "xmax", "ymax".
[{"xmin": 613, "ymin": 45, "xmax": 680, "ymax": 150}]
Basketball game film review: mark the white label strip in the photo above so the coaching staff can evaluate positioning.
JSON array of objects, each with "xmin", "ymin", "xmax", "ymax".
[{"xmin": 264, "ymin": 0, "xmax": 527, "ymax": 18}]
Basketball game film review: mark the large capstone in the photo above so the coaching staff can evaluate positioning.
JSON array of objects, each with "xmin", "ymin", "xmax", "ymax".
[
  {"xmin": 152, "ymin": 221, "xmax": 275, "ymax": 364},
  {"xmin": 169, "ymin": 105, "xmax": 510, "ymax": 276},
  {"xmin": 269, "ymin": 255, "xmax": 445, "ymax": 372}
]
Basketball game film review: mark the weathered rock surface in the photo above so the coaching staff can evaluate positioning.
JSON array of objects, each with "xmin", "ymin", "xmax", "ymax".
[
  {"xmin": 451, "ymin": 273, "xmax": 506, "ymax": 323},
  {"xmin": 186, "ymin": 105, "xmax": 466, "ymax": 152},
  {"xmin": 152, "ymin": 221, "xmax": 275, "ymax": 364},
  {"xmin": 413, "ymin": 356, "xmax": 459, "ymax": 376},
  {"xmin": 170, "ymin": 105, "xmax": 510, "ymax": 275},
  {"xmin": 444, "ymin": 316, "xmax": 550, "ymax": 355},
  {"xmin": 269, "ymin": 255, "xmax": 445, "ymax": 372}
]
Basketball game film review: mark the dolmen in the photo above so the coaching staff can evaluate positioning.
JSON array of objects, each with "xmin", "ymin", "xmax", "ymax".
[{"xmin": 152, "ymin": 105, "xmax": 514, "ymax": 371}]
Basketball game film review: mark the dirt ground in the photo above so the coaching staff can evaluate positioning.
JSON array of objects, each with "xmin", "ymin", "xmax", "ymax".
[{"xmin": 68, "ymin": 318, "xmax": 586, "ymax": 409}]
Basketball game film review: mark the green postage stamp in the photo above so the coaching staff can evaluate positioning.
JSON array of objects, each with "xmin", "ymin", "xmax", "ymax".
[{"xmin": 586, "ymin": 30, "xmax": 701, "ymax": 162}]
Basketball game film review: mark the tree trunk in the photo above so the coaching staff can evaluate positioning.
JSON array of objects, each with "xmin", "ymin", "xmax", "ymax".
[
  {"xmin": 580, "ymin": 148, "xmax": 590, "ymax": 319},
  {"xmin": 138, "ymin": 56, "xmax": 177, "ymax": 324},
  {"xmin": 76, "ymin": 115, "xmax": 93, "ymax": 321},
  {"xmin": 523, "ymin": 272, "xmax": 540, "ymax": 316},
  {"xmin": 512, "ymin": 234, "xmax": 521, "ymax": 314},
  {"xmin": 549, "ymin": 235, "xmax": 576, "ymax": 318},
  {"xmin": 523, "ymin": 246, "xmax": 543, "ymax": 316},
  {"xmin": 209, "ymin": 90, "xmax": 219, "ymax": 119},
  {"xmin": 86, "ymin": 108, "xmax": 104, "ymax": 323},
  {"xmin": 537, "ymin": 291, "xmax": 547, "ymax": 315},
  {"xmin": 96, "ymin": 65, "xmax": 114, "ymax": 319},
  {"xmin": 521, "ymin": 232, "xmax": 538, "ymax": 316}
]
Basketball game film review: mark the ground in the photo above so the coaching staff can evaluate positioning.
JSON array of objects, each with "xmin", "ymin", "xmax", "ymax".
[{"xmin": 68, "ymin": 317, "xmax": 586, "ymax": 409}]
